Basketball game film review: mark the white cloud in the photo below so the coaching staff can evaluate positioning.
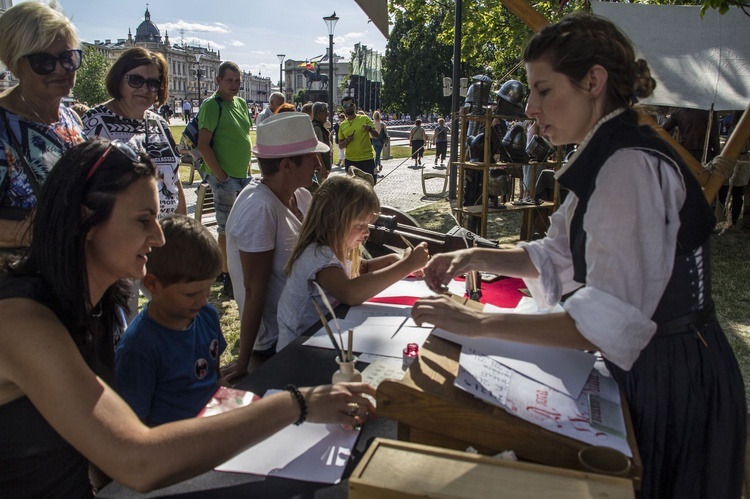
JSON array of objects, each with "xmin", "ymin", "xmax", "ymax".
[
  {"xmin": 342, "ymin": 32, "xmax": 366, "ymax": 40},
  {"xmin": 314, "ymin": 31, "xmax": 367, "ymax": 46},
  {"xmin": 181, "ymin": 36, "xmax": 225, "ymax": 50},
  {"xmin": 161, "ymin": 20, "xmax": 229, "ymax": 34},
  {"xmin": 227, "ymin": 40, "xmax": 245, "ymax": 47}
]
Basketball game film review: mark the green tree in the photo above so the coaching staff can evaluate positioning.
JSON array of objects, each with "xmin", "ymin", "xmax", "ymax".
[
  {"xmin": 381, "ymin": 7, "xmax": 453, "ymax": 117},
  {"xmin": 388, "ymin": 0, "xmax": 730, "ymax": 99},
  {"xmin": 72, "ymin": 46, "xmax": 110, "ymax": 106}
]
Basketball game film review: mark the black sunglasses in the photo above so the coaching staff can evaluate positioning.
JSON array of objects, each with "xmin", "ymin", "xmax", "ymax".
[
  {"xmin": 25, "ymin": 49, "xmax": 83, "ymax": 76},
  {"xmin": 124, "ymin": 74, "xmax": 162, "ymax": 93},
  {"xmin": 86, "ymin": 140, "xmax": 141, "ymax": 181}
]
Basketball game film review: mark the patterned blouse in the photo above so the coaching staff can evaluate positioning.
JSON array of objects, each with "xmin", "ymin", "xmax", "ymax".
[
  {"xmin": 0, "ymin": 105, "xmax": 85, "ymax": 209},
  {"xmin": 82, "ymin": 105, "xmax": 181, "ymax": 218}
]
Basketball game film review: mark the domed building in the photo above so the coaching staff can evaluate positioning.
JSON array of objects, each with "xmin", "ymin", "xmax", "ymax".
[
  {"xmin": 134, "ymin": 7, "xmax": 161, "ymax": 43},
  {"xmin": 83, "ymin": 7, "xmax": 271, "ymax": 110}
]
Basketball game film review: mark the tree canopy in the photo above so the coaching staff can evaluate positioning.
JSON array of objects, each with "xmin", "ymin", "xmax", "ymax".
[
  {"xmin": 379, "ymin": 0, "xmax": 740, "ymax": 117},
  {"xmin": 380, "ymin": 6, "xmax": 453, "ymax": 117},
  {"xmin": 72, "ymin": 46, "xmax": 111, "ymax": 107}
]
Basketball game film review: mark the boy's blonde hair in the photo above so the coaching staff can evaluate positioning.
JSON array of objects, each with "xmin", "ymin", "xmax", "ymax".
[
  {"xmin": 286, "ymin": 176, "xmax": 379, "ymax": 277},
  {"xmin": 147, "ymin": 215, "xmax": 222, "ymax": 286}
]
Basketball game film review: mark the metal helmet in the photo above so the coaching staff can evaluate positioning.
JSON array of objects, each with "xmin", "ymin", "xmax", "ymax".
[
  {"xmin": 495, "ymin": 80, "xmax": 527, "ymax": 117},
  {"xmin": 464, "ymin": 74, "xmax": 494, "ymax": 114}
]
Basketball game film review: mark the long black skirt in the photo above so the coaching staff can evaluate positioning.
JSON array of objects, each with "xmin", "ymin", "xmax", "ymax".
[{"xmin": 606, "ymin": 319, "xmax": 745, "ymax": 498}]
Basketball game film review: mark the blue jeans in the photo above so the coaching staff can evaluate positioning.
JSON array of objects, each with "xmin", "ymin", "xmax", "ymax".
[
  {"xmin": 205, "ymin": 174, "xmax": 252, "ymax": 232},
  {"xmin": 372, "ymin": 138, "xmax": 384, "ymax": 166}
]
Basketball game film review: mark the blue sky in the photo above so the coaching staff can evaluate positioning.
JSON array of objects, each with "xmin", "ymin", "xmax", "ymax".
[{"xmin": 21, "ymin": 0, "xmax": 388, "ymax": 76}]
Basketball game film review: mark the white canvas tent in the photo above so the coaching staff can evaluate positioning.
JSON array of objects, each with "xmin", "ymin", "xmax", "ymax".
[{"xmin": 592, "ymin": 2, "xmax": 749, "ymax": 112}]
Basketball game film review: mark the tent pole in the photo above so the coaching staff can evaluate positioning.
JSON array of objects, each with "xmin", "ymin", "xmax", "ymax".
[{"xmin": 704, "ymin": 102, "xmax": 750, "ymax": 204}]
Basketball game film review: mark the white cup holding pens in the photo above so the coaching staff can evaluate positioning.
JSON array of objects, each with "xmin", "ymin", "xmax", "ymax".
[
  {"xmin": 332, "ymin": 328, "xmax": 361, "ymax": 384},
  {"xmin": 310, "ymin": 283, "xmax": 365, "ymax": 429},
  {"xmin": 333, "ymin": 354, "xmax": 362, "ymax": 384}
]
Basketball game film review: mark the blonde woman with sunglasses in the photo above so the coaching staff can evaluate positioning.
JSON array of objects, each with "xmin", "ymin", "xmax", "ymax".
[{"xmin": 0, "ymin": 2, "xmax": 86, "ymax": 262}]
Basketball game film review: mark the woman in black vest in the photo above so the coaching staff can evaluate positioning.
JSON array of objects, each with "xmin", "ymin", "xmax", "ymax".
[{"xmin": 413, "ymin": 13, "xmax": 744, "ymax": 498}]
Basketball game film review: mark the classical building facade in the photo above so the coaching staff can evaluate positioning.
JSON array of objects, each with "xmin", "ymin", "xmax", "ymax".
[{"xmin": 85, "ymin": 8, "xmax": 271, "ymax": 108}]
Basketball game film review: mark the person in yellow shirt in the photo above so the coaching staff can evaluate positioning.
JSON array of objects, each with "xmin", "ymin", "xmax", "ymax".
[{"xmin": 337, "ymin": 97, "xmax": 379, "ymax": 183}]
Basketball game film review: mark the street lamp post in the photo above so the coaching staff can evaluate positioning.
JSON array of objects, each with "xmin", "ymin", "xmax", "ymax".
[
  {"xmin": 277, "ymin": 54, "xmax": 285, "ymax": 96},
  {"xmin": 323, "ymin": 12, "xmax": 339, "ymax": 121}
]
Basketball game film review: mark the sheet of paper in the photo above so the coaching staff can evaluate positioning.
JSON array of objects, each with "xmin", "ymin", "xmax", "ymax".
[
  {"xmin": 588, "ymin": 394, "xmax": 627, "ymax": 438},
  {"xmin": 344, "ymin": 303, "xmax": 412, "ymax": 322},
  {"xmin": 304, "ymin": 304, "xmax": 432, "ymax": 358},
  {"xmin": 361, "ymin": 357, "xmax": 407, "ymax": 388},
  {"xmin": 372, "ymin": 278, "xmax": 465, "ymax": 299},
  {"xmin": 215, "ymin": 390, "xmax": 360, "ymax": 484},
  {"xmin": 455, "ymin": 348, "xmax": 514, "ymax": 406},
  {"xmin": 432, "ymin": 328, "xmax": 595, "ymax": 400},
  {"xmin": 304, "ymin": 320, "xmax": 431, "ymax": 359},
  {"xmin": 502, "ymin": 361, "xmax": 631, "ymax": 456}
]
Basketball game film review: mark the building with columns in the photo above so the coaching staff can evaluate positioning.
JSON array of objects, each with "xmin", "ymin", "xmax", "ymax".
[{"xmin": 86, "ymin": 7, "xmax": 271, "ymax": 109}]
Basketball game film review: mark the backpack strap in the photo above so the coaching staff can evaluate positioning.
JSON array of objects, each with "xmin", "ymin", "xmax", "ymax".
[{"xmin": 208, "ymin": 95, "xmax": 223, "ymax": 148}]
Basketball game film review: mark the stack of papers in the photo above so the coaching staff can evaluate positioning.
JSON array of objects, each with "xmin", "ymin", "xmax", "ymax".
[{"xmin": 452, "ymin": 345, "xmax": 630, "ymax": 456}]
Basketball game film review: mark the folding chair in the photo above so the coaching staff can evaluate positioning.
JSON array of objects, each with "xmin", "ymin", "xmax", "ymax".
[
  {"xmin": 194, "ymin": 184, "xmax": 217, "ymax": 227},
  {"xmin": 421, "ymin": 168, "xmax": 449, "ymax": 198}
]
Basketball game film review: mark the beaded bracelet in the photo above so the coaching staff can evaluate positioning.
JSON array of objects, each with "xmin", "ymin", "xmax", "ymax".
[{"xmin": 284, "ymin": 384, "xmax": 307, "ymax": 426}]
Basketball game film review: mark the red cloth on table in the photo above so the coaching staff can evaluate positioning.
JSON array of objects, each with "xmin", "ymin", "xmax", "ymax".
[{"xmin": 368, "ymin": 277, "xmax": 526, "ymax": 309}]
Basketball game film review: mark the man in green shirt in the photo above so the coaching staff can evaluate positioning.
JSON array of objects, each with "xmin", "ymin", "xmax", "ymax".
[
  {"xmin": 337, "ymin": 96, "xmax": 379, "ymax": 183},
  {"xmin": 197, "ymin": 61, "xmax": 253, "ymax": 298}
]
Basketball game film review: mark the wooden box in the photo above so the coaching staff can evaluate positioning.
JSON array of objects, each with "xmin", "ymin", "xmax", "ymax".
[
  {"xmin": 376, "ymin": 335, "xmax": 642, "ymax": 488},
  {"xmin": 349, "ymin": 438, "xmax": 635, "ymax": 499}
]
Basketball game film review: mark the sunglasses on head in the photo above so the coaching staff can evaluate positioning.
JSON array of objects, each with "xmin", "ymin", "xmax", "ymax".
[
  {"xmin": 86, "ymin": 140, "xmax": 141, "ymax": 181},
  {"xmin": 25, "ymin": 49, "xmax": 83, "ymax": 76},
  {"xmin": 124, "ymin": 73, "xmax": 162, "ymax": 93}
]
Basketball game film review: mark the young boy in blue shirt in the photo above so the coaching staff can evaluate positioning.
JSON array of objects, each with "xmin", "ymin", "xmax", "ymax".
[{"xmin": 116, "ymin": 215, "xmax": 226, "ymax": 426}]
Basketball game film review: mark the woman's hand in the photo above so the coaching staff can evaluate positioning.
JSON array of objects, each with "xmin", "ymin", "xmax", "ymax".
[
  {"xmin": 302, "ymin": 383, "xmax": 377, "ymax": 426},
  {"xmin": 423, "ymin": 249, "xmax": 474, "ymax": 293},
  {"xmin": 411, "ymin": 294, "xmax": 484, "ymax": 334}
]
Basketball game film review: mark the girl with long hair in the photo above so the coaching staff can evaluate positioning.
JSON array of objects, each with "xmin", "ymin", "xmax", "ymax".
[{"xmin": 276, "ymin": 175, "xmax": 429, "ymax": 351}]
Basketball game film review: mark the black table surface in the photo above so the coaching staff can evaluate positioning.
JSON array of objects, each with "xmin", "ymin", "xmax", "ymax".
[{"xmin": 98, "ymin": 318, "xmax": 397, "ymax": 498}]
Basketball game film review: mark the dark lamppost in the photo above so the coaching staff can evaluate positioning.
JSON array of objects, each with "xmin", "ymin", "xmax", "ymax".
[
  {"xmin": 277, "ymin": 54, "xmax": 285, "ymax": 95},
  {"xmin": 323, "ymin": 12, "xmax": 339, "ymax": 120}
]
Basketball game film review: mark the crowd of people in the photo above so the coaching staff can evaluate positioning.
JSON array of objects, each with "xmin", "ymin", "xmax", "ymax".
[{"xmin": 0, "ymin": 2, "xmax": 745, "ymax": 498}]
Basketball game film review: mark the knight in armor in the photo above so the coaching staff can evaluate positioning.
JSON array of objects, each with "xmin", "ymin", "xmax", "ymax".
[
  {"xmin": 463, "ymin": 74, "xmax": 493, "ymax": 139},
  {"xmin": 415, "ymin": 14, "xmax": 745, "ymax": 499},
  {"xmin": 463, "ymin": 80, "xmax": 529, "ymax": 211}
]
